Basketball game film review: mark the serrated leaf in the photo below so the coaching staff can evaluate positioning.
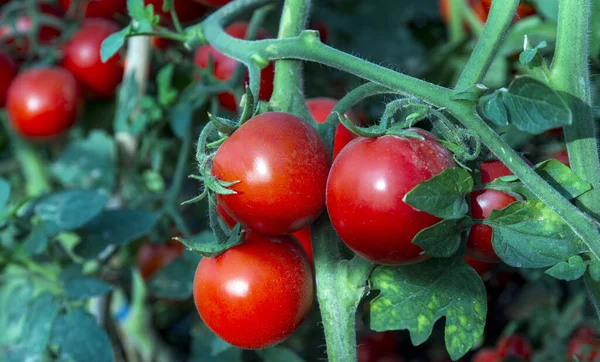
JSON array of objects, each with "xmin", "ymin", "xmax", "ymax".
[
  {"xmin": 487, "ymin": 200, "xmax": 586, "ymax": 268},
  {"xmin": 63, "ymin": 278, "xmax": 111, "ymax": 301},
  {"xmin": 404, "ymin": 168, "xmax": 473, "ymax": 219},
  {"xmin": 148, "ymin": 259, "xmax": 195, "ymax": 300},
  {"xmin": 0, "ymin": 178, "xmax": 10, "ymax": 209},
  {"xmin": 257, "ymin": 347, "xmax": 306, "ymax": 362},
  {"xmin": 178, "ymin": 227, "xmax": 244, "ymax": 257},
  {"xmin": 51, "ymin": 308, "xmax": 113, "ymax": 362},
  {"xmin": 100, "ymin": 26, "xmax": 130, "ymax": 63},
  {"xmin": 503, "ymin": 76, "xmax": 572, "ymax": 134},
  {"xmin": 534, "ymin": 159, "xmax": 591, "ymax": 200},
  {"xmin": 369, "ymin": 256, "xmax": 487, "ymax": 360},
  {"xmin": 52, "ymin": 131, "xmax": 117, "ymax": 193},
  {"xmin": 480, "ymin": 91, "xmax": 508, "ymax": 127},
  {"xmin": 412, "ymin": 217, "xmax": 472, "ymax": 258},
  {"xmin": 24, "ymin": 221, "xmax": 61, "ymax": 255},
  {"xmin": 35, "ymin": 190, "xmax": 107, "ymax": 231},
  {"xmin": 545, "ymin": 255, "xmax": 586, "ymax": 281}
]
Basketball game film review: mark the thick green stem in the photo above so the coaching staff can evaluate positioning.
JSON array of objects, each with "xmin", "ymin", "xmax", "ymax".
[
  {"xmin": 269, "ymin": 0, "xmax": 312, "ymax": 119},
  {"xmin": 455, "ymin": 0, "xmax": 518, "ymax": 89},
  {"xmin": 550, "ymin": 0, "xmax": 600, "ymax": 220}
]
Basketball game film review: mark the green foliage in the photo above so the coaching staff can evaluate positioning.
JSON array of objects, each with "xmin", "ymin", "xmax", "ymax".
[
  {"xmin": 149, "ymin": 257, "xmax": 196, "ymax": 300},
  {"xmin": 545, "ymin": 255, "xmax": 586, "ymax": 281},
  {"xmin": 412, "ymin": 217, "xmax": 472, "ymax": 258}
]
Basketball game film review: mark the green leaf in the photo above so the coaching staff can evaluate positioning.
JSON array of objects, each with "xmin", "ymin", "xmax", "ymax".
[
  {"xmin": 404, "ymin": 168, "xmax": 473, "ymax": 219},
  {"xmin": 503, "ymin": 76, "xmax": 572, "ymax": 134},
  {"xmin": 24, "ymin": 221, "xmax": 61, "ymax": 255},
  {"xmin": 157, "ymin": 64, "xmax": 178, "ymax": 107},
  {"xmin": 148, "ymin": 259, "xmax": 195, "ymax": 300},
  {"xmin": 589, "ymin": 258, "xmax": 600, "ymax": 282},
  {"xmin": 412, "ymin": 217, "xmax": 472, "ymax": 258},
  {"xmin": 51, "ymin": 308, "xmax": 114, "ymax": 362},
  {"xmin": 52, "ymin": 130, "xmax": 117, "ymax": 193},
  {"xmin": 257, "ymin": 347, "xmax": 306, "ymax": 362},
  {"xmin": 127, "ymin": 0, "xmax": 146, "ymax": 18},
  {"xmin": 500, "ymin": 17, "xmax": 557, "ymax": 55},
  {"xmin": 530, "ymin": 0, "xmax": 558, "ymax": 20},
  {"xmin": 0, "ymin": 282, "xmax": 33, "ymax": 354},
  {"xmin": 487, "ymin": 200, "xmax": 586, "ymax": 268},
  {"xmin": 519, "ymin": 41, "xmax": 547, "ymax": 65},
  {"xmin": 369, "ymin": 256, "xmax": 487, "ymax": 360},
  {"xmin": 0, "ymin": 178, "xmax": 10, "ymax": 209},
  {"xmin": 177, "ymin": 228, "xmax": 244, "ymax": 258},
  {"xmin": 545, "ymin": 255, "xmax": 586, "ymax": 281},
  {"xmin": 534, "ymin": 159, "xmax": 592, "ymax": 200},
  {"xmin": 480, "ymin": 90, "xmax": 508, "ymax": 127},
  {"xmin": 76, "ymin": 210, "xmax": 158, "ymax": 258},
  {"xmin": 452, "ymin": 84, "xmax": 487, "ymax": 102},
  {"xmin": 63, "ymin": 277, "xmax": 111, "ymax": 301},
  {"xmin": 100, "ymin": 25, "xmax": 130, "ymax": 63},
  {"xmin": 35, "ymin": 190, "xmax": 107, "ymax": 230},
  {"xmin": 190, "ymin": 324, "xmax": 242, "ymax": 362},
  {"xmin": 584, "ymin": 272, "xmax": 600, "ymax": 320}
]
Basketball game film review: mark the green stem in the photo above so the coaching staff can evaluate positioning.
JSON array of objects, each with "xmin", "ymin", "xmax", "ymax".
[
  {"xmin": 268, "ymin": 0, "xmax": 311, "ymax": 118},
  {"xmin": 165, "ymin": 119, "xmax": 193, "ymax": 208},
  {"xmin": 549, "ymin": 0, "xmax": 600, "ymax": 220},
  {"xmin": 130, "ymin": 31, "xmax": 187, "ymax": 42},
  {"xmin": 455, "ymin": 0, "xmax": 519, "ymax": 89}
]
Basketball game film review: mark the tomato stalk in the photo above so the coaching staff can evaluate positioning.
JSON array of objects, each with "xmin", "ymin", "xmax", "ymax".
[{"xmin": 549, "ymin": 0, "xmax": 600, "ymax": 221}]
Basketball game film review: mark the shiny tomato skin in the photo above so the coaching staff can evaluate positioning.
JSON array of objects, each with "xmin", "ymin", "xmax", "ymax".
[
  {"xmin": 472, "ymin": 348, "xmax": 502, "ymax": 362},
  {"xmin": 479, "ymin": 159, "xmax": 512, "ymax": 184},
  {"xmin": 292, "ymin": 227, "xmax": 313, "ymax": 263},
  {"xmin": 0, "ymin": 52, "xmax": 17, "ymax": 107},
  {"xmin": 7, "ymin": 67, "xmax": 80, "ymax": 138},
  {"xmin": 137, "ymin": 238, "xmax": 185, "ymax": 280},
  {"xmin": 326, "ymin": 130, "xmax": 457, "ymax": 265},
  {"xmin": 465, "ymin": 255, "xmax": 493, "ymax": 276},
  {"xmin": 193, "ymin": 0, "xmax": 232, "ymax": 7},
  {"xmin": 467, "ymin": 189, "xmax": 517, "ymax": 262},
  {"xmin": 306, "ymin": 97, "xmax": 357, "ymax": 158},
  {"xmin": 61, "ymin": 18, "xmax": 124, "ymax": 98},
  {"xmin": 212, "ymin": 112, "xmax": 330, "ymax": 235},
  {"xmin": 440, "ymin": 0, "xmax": 535, "ymax": 24},
  {"xmin": 193, "ymin": 231, "xmax": 314, "ymax": 349},
  {"xmin": 497, "ymin": 335, "xmax": 533, "ymax": 361},
  {"xmin": 144, "ymin": 0, "xmax": 207, "ymax": 24},
  {"xmin": 567, "ymin": 338, "xmax": 600, "ymax": 362},
  {"xmin": 58, "ymin": 0, "xmax": 127, "ymax": 18},
  {"xmin": 194, "ymin": 22, "xmax": 274, "ymax": 112}
]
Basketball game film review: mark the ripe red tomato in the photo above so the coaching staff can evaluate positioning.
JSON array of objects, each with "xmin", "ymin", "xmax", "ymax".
[
  {"xmin": 306, "ymin": 97, "xmax": 357, "ymax": 158},
  {"xmin": 358, "ymin": 331, "xmax": 401, "ymax": 362},
  {"xmin": 193, "ymin": 231, "xmax": 314, "ymax": 349},
  {"xmin": 377, "ymin": 355, "xmax": 405, "ymax": 362},
  {"xmin": 7, "ymin": 67, "xmax": 80, "ymax": 138},
  {"xmin": 554, "ymin": 150, "xmax": 570, "ymax": 166},
  {"xmin": 472, "ymin": 348, "xmax": 502, "ymax": 362},
  {"xmin": 212, "ymin": 112, "xmax": 330, "ymax": 236},
  {"xmin": 137, "ymin": 237, "xmax": 185, "ymax": 280},
  {"xmin": 0, "ymin": 52, "xmax": 18, "ymax": 107},
  {"xmin": 440, "ymin": 0, "xmax": 534, "ymax": 24},
  {"xmin": 292, "ymin": 227, "xmax": 313, "ymax": 263},
  {"xmin": 479, "ymin": 0, "xmax": 536, "ymax": 22},
  {"xmin": 497, "ymin": 335, "xmax": 532, "ymax": 361},
  {"xmin": 479, "ymin": 159, "xmax": 513, "ymax": 184},
  {"xmin": 194, "ymin": 22, "xmax": 274, "ymax": 112},
  {"xmin": 573, "ymin": 326, "xmax": 597, "ymax": 341},
  {"xmin": 193, "ymin": 0, "xmax": 232, "ymax": 7},
  {"xmin": 58, "ymin": 0, "xmax": 126, "ymax": 18},
  {"xmin": 467, "ymin": 189, "xmax": 517, "ymax": 262},
  {"xmin": 61, "ymin": 18, "xmax": 124, "ymax": 98},
  {"xmin": 567, "ymin": 338, "xmax": 600, "ymax": 362},
  {"xmin": 150, "ymin": 36, "xmax": 170, "ymax": 49},
  {"xmin": 326, "ymin": 129, "xmax": 457, "ymax": 265},
  {"xmin": 465, "ymin": 255, "xmax": 493, "ymax": 276},
  {"xmin": 0, "ymin": 4, "xmax": 62, "ymax": 55},
  {"xmin": 144, "ymin": 0, "xmax": 207, "ymax": 24}
]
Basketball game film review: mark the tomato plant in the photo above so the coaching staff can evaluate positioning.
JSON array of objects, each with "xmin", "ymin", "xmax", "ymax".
[
  {"xmin": 193, "ymin": 231, "xmax": 314, "ymax": 349},
  {"xmin": 306, "ymin": 97, "xmax": 357, "ymax": 158},
  {"xmin": 194, "ymin": 0, "xmax": 232, "ymax": 7},
  {"xmin": 496, "ymin": 334, "xmax": 532, "ymax": 361},
  {"xmin": 137, "ymin": 237, "xmax": 185, "ymax": 280},
  {"xmin": 0, "ymin": 52, "xmax": 17, "ymax": 107},
  {"xmin": 58, "ymin": 0, "xmax": 127, "ymax": 19},
  {"xmin": 144, "ymin": 0, "xmax": 207, "ymax": 24}
]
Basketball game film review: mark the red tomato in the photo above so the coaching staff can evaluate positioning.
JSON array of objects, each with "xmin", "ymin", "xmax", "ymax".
[
  {"xmin": 497, "ymin": 335, "xmax": 532, "ymax": 361},
  {"xmin": 568, "ymin": 338, "xmax": 600, "ymax": 362},
  {"xmin": 377, "ymin": 355, "xmax": 404, "ymax": 362},
  {"xmin": 194, "ymin": 22, "xmax": 274, "ymax": 112},
  {"xmin": 465, "ymin": 255, "xmax": 493, "ymax": 276},
  {"xmin": 326, "ymin": 130, "xmax": 457, "ymax": 265},
  {"xmin": 137, "ymin": 237, "xmax": 185, "ymax": 280},
  {"xmin": 0, "ymin": 4, "xmax": 62, "ymax": 55},
  {"xmin": 150, "ymin": 36, "xmax": 170, "ymax": 49},
  {"xmin": 358, "ymin": 343, "xmax": 377, "ymax": 362},
  {"xmin": 7, "ymin": 67, "xmax": 80, "ymax": 138},
  {"xmin": 193, "ymin": 231, "xmax": 314, "ymax": 349},
  {"xmin": 467, "ymin": 189, "xmax": 517, "ymax": 262},
  {"xmin": 144, "ymin": 0, "xmax": 207, "ymax": 24},
  {"xmin": 292, "ymin": 227, "xmax": 313, "ymax": 263},
  {"xmin": 193, "ymin": 0, "xmax": 232, "ymax": 7},
  {"xmin": 310, "ymin": 20, "xmax": 329, "ymax": 43},
  {"xmin": 58, "ymin": 0, "xmax": 126, "ymax": 19},
  {"xmin": 573, "ymin": 326, "xmax": 597, "ymax": 341},
  {"xmin": 61, "ymin": 18, "xmax": 124, "ymax": 98},
  {"xmin": 440, "ymin": 0, "xmax": 534, "ymax": 24},
  {"xmin": 212, "ymin": 112, "xmax": 330, "ymax": 236},
  {"xmin": 479, "ymin": 0, "xmax": 536, "ymax": 22},
  {"xmin": 479, "ymin": 159, "xmax": 512, "ymax": 184},
  {"xmin": 306, "ymin": 97, "xmax": 357, "ymax": 158},
  {"xmin": 554, "ymin": 150, "xmax": 570, "ymax": 166},
  {"xmin": 362, "ymin": 331, "xmax": 400, "ymax": 356},
  {"xmin": 472, "ymin": 348, "xmax": 502, "ymax": 362},
  {"xmin": 0, "ymin": 52, "xmax": 18, "ymax": 107}
]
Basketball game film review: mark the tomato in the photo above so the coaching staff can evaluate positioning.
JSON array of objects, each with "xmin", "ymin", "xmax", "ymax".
[
  {"xmin": 497, "ymin": 335, "xmax": 532, "ymax": 361},
  {"xmin": 479, "ymin": 0, "xmax": 536, "ymax": 22},
  {"xmin": 292, "ymin": 227, "xmax": 313, "ymax": 263},
  {"xmin": 568, "ymin": 338, "xmax": 600, "ymax": 362},
  {"xmin": 61, "ymin": 18, "xmax": 124, "ymax": 98},
  {"xmin": 150, "ymin": 36, "xmax": 170, "ymax": 49},
  {"xmin": 144, "ymin": 0, "xmax": 207, "ymax": 24},
  {"xmin": 212, "ymin": 112, "xmax": 330, "ymax": 236},
  {"xmin": 377, "ymin": 355, "xmax": 404, "ymax": 362},
  {"xmin": 193, "ymin": 0, "xmax": 232, "ymax": 7},
  {"xmin": 467, "ymin": 189, "xmax": 517, "ymax": 262},
  {"xmin": 326, "ymin": 130, "xmax": 456, "ymax": 265},
  {"xmin": 554, "ymin": 150, "xmax": 570, "ymax": 166},
  {"xmin": 137, "ymin": 237, "xmax": 185, "ymax": 280},
  {"xmin": 193, "ymin": 231, "xmax": 314, "ymax": 349},
  {"xmin": 306, "ymin": 97, "xmax": 357, "ymax": 158},
  {"xmin": 0, "ymin": 4, "xmax": 62, "ymax": 55},
  {"xmin": 358, "ymin": 343, "xmax": 377, "ymax": 362},
  {"xmin": 440, "ymin": 0, "xmax": 534, "ymax": 24},
  {"xmin": 358, "ymin": 331, "xmax": 400, "ymax": 362},
  {"xmin": 465, "ymin": 255, "xmax": 493, "ymax": 276},
  {"xmin": 194, "ymin": 22, "xmax": 274, "ymax": 112},
  {"xmin": 472, "ymin": 348, "xmax": 502, "ymax": 362},
  {"xmin": 573, "ymin": 326, "xmax": 597, "ymax": 341},
  {"xmin": 58, "ymin": 0, "xmax": 126, "ymax": 18},
  {"xmin": 0, "ymin": 52, "xmax": 17, "ymax": 107},
  {"xmin": 479, "ymin": 159, "xmax": 512, "ymax": 184},
  {"xmin": 7, "ymin": 67, "xmax": 80, "ymax": 138}
]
